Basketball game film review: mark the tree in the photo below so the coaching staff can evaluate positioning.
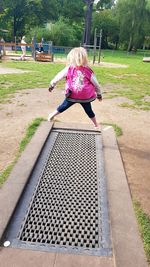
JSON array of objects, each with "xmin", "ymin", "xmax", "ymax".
[
  {"xmin": 92, "ymin": 9, "xmax": 119, "ymax": 48},
  {"xmin": 27, "ymin": 18, "xmax": 82, "ymax": 46},
  {"xmin": 0, "ymin": 0, "xmax": 85, "ymax": 41},
  {"xmin": 0, "ymin": 0, "xmax": 43, "ymax": 39},
  {"xmin": 57, "ymin": 0, "xmax": 84, "ymax": 22},
  {"xmin": 115, "ymin": 0, "xmax": 150, "ymax": 51},
  {"xmin": 83, "ymin": 0, "xmax": 94, "ymax": 45},
  {"xmin": 50, "ymin": 18, "xmax": 80, "ymax": 46}
]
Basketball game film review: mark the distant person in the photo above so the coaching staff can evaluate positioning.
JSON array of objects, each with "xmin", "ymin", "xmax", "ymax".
[
  {"xmin": 36, "ymin": 42, "xmax": 44, "ymax": 53},
  {"xmin": 47, "ymin": 47, "xmax": 102, "ymax": 130},
  {"xmin": 20, "ymin": 36, "xmax": 26, "ymax": 60},
  {"xmin": 0, "ymin": 38, "xmax": 5, "ymax": 55}
]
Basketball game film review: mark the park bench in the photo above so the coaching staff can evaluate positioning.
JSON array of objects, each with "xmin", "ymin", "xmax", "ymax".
[
  {"xmin": 143, "ymin": 57, "xmax": 150, "ymax": 62},
  {"xmin": 35, "ymin": 53, "xmax": 53, "ymax": 62}
]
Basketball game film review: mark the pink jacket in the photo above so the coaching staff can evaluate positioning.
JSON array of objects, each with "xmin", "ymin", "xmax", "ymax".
[
  {"xmin": 66, "ymin": 66, "xmax": 97, "ymax": 101},
  {"xmin": 50, "ymin": 65, "xmax": 102, "ymax": 103}
]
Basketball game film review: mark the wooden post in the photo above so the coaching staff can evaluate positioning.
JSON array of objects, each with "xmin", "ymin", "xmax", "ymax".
[
  {"xmin": 15, "ymin": 36, "xmax": 17, "ymax": 53},
  {"xmin": 98, "ymin": 29, "xmax": 102, "ymax": 64},
  {"xmin": 48, "ymin": 41, "xmax": 50, "ymax": 54},
  {"xmin": 93, "ymin": 28, "xmax": 97, "ymax": 64},
  {"xmin": 32, "ymin": 36, "xmax": 36, "ymax": 60}
]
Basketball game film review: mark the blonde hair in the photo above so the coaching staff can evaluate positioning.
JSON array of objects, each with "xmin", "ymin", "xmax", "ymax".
[{"xmin": 67, "ymin": 47, "xmax": 88, "ymax": 67}]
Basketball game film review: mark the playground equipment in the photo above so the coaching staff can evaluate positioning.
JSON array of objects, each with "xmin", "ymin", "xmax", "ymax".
[
  {"xmin": 0, "ymin": 41, "xmax": 34, "ymax": 60},
  {"xmin": 0, "ymin": 39, "xmax": 53, "ymax": 62},
  {"xmin": 93, "ymin": 28, "xmax": 103, "ymax": 64},
  {"xmin": 35, "ymin": 41, "xmax": 53, "ymax": 62},
  {"xmin": 143, "ymin": 57, "xmax": 150, "ymax": 62},
  {"xmin": 83, "ymin": 28, "xmax": 103, "ymax": 64},
  {"xmin": 35, "ymin": 53, "xmax": 53, "ymax": 62}
]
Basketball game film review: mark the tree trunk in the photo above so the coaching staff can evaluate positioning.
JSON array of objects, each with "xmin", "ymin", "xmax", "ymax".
[
  {"xmin": 83, "ymin": 0, "xmax": 94, "ymax": 45},
  {"xmin": 13, "ymin": 15, "xmax": 17, "ymax": 39},
  {"xmin": 127, "ymin": 34, "xmax": 133, "ymax": 51},
  {"xmin": 115, "ymin": 41, "xmax": 118, "ymax": 50},
  {"xmin": 127, "ymin": 18, "xmax": 135, "ymax": 52}
]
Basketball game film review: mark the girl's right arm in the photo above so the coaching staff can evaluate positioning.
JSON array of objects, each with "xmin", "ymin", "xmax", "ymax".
[{"xmin": 48, "ymin": 66, "xmax": 69, "ymax": 91}]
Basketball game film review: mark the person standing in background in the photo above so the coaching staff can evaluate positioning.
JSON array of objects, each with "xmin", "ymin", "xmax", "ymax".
[{"xmin": 20, "ymin": 36, "xmax": 26, "ymax": 60}]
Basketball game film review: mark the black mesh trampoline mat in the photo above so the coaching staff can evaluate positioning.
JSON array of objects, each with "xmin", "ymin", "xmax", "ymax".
[{"xmin": 3, "ymin": 128, "xmax": 112, "ymax": 256}]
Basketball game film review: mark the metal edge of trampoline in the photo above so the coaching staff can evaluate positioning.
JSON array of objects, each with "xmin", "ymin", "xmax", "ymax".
[{"xmin": 0, "ymin": 122, "xmax": 112, "ymax": 257}]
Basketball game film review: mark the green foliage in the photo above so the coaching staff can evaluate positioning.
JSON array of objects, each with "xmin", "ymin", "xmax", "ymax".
[
  {"xmin": 92, "ymin": 9, "xmax": 119, "ymax": 48},
  {"xmin": 146, "ymin": 0, "xmax": 150, "ymax": 10},
  {"xmin": 134, "ymin": 201, "xmax": 150, "ymax": 263},
  {"xmin": 27, "ymin": 26, "xmax": 52, "ymax": 43},
  {"xmin": 115, "ymin": 0, "xmax": 150, "ymax": 50},
  {"xmin": 27, "ymin": 18, "xmax": 82, "ymax": 46},
  {"xmin": 0, "ymin": 117, "xmax": 44, "ymax": 185},
  {"xmin": 0, "ymin": 163, "xmax": 15, "ymax": 186},
  {"xmin": 0, "ymin": 0, "xmax": 42, "ymax": 38},
  {"xmin": 0, "ymin": 0, "xmax": 85, "ymax": 41},
  {"xmin": 58, "ymin": 0, "xmax": 84, "ymax": 22},
  {"xmin": 103, "ymin": 122, "xmax": 122, "ymax": 136},
  {"xmin": 50, "ymin": 18, "xmax": 81, "ymax": 46},
  {"xmin": 0, "ymin": 0, "xmax": 150, "ymax": 50},
  {"xmin": 19, "ymin": 117, "xmax": 44, "ymax": 153}
]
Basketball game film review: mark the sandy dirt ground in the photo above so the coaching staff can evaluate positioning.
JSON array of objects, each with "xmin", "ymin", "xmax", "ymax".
[{"xmin": 0, "ymin": 67, "xmax": 150, "ymax": 217}]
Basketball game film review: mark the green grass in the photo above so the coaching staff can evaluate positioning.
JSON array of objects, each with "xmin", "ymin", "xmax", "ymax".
[
  {"xmin": 134, "ymin": 201, "xmax": 150, "ymax": 263},
  {"xmin": 0, "ymin": 61, "xmax": 65, "ymax": 103},
  {"xmin": 0, "ymin": 49, "xmax": 150, "ymax": 110},
  {"xmin": 92, "ymin": 50, "xmax": 150, "ymax": 110},
  {"xmin": 19, "ymin": 117, "xmax": 45, "ymax": 152},
  {"xmin": 103, "ymin": 122, "xmax": 123, "ymax": 137},
  {"xmin": 0, "ymin": 117, "xmax": 44, "ymax": 185}
]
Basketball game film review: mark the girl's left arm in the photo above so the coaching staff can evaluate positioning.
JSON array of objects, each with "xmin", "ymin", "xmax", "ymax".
[{"xmin": 91, "ymin": 74, "xmax": 102, "ymax": 100}]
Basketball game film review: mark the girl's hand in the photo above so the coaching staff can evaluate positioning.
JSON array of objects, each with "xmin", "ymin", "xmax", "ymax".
[
  {"xmin": 97, "ymin": 94, "xmax": 102, "ymax": 101},
  {"xmin": 48, "ymin": 85, "xmax": 54, "ymax": 92}
]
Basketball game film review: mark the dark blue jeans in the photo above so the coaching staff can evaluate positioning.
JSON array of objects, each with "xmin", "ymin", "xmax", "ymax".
[{"xmin": 57, "ymin": 99, "xmax": 95, "ymax": 118}]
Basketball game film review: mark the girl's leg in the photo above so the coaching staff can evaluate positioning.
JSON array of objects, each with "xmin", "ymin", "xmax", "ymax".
[
  {"xmin": 90, "ymin": 116, "xmax": 99, "ymax": 127},
  {"xmin": 80, "ymin": 102, "xmax": 99, "ymax": 127},
  {"xmin": 48, "ymin": 110, "xmax": 60, "ymax": 121},
  {"xmin": 23, "ymin": 50, "xmax": 26, "ymax": 60},
  {"xmin": 48, "ymin": 99, "xmax": 75, "ymax": 121},
  {"xmin": 21, "ymin": 50, "xmax": 26, "ymax": 60}
]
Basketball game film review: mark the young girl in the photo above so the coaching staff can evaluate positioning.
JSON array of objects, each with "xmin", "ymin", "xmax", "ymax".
[{"xmin": 48, "ymin": 47, "xmax": 102, "ymax": 129}]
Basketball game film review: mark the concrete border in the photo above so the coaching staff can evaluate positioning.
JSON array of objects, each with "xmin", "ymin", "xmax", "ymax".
[
  {"xmin": 0, "ymin": 122, "xmax": 148, "ymax": 267},
  {"xmin": 102, "ymin": 126, "xmax": 148, "ymax": 267},
  {"xmin": 0, "ymin": 122, "xmax": 53, "ymax": 241}
]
